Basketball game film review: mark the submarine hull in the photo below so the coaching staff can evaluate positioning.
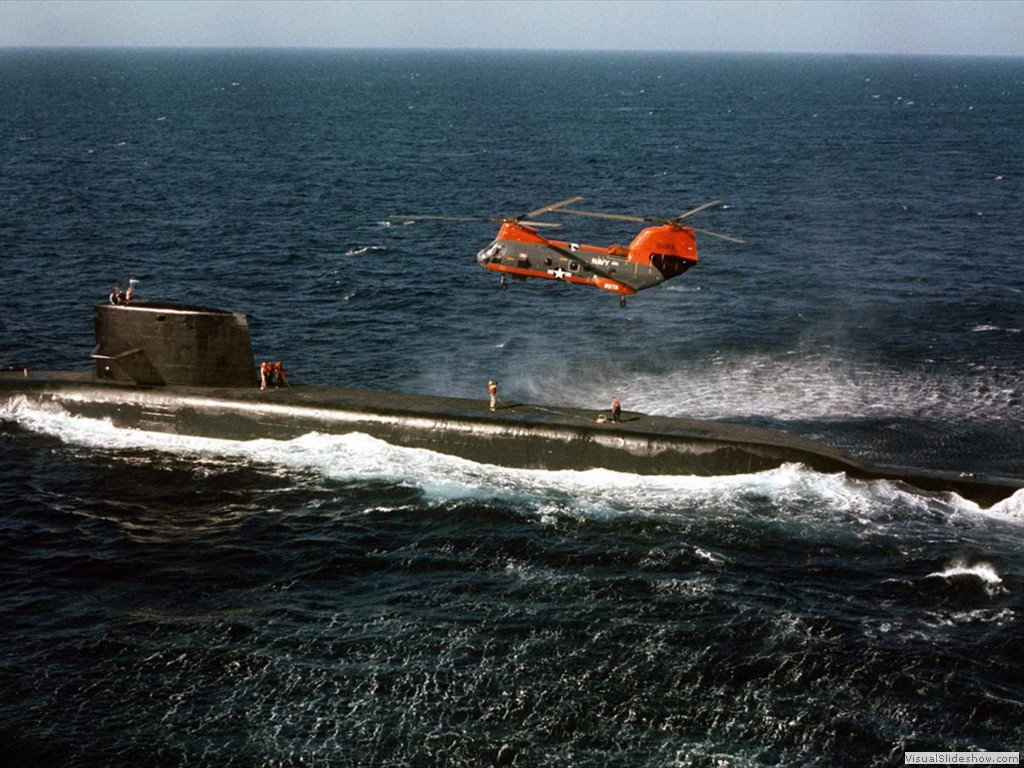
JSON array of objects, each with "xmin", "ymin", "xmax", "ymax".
[{"xmin": 2, "ymin": 371, "xmax": 1021, "ymax": 508}]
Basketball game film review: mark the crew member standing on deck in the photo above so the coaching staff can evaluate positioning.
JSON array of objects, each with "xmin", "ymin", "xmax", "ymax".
[
  {"xmin": 273, "ymin": 361, "xmax": 290, "ymax": 388},
  {"xmin": 488, "ymin": 380, "xmax": 498, "ymax": 411},
  {"xmin": 611, "ymin": 399, "xmax": 621, "ymax": 423}
]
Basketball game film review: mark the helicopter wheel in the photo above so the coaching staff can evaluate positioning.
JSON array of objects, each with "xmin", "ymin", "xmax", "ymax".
[
  {"xmin": 619, "ymin": 296, "xmax": 627, "ymax": 308},
  {"xmin": 500, "ymin": 276, "xmax": 508, "ymax": 290}
]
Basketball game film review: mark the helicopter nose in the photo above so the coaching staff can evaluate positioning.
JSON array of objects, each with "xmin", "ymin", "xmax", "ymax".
[{"xmin": 477, "ymin": 242, "xmax": 501, "ymax": 265}]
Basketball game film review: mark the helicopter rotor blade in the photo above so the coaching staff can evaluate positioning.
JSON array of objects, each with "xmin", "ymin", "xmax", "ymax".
[
  {"xmin": 391, "ymin": 214, "xmax": 484, "ymax": 223},
  {"xmin": 394, "ymin": 200, "xmax": 740, "ymax": 240},
  {"xmin": 691, "ymin": 227, "xmax": 747, "ymax": 244},
  {"xmin": 675, "ymin": 200, "xmax": 724, "ymax": 221},
  {"xmin": 391, "ymin": 214, "xmax": 559, "ymax": 229},
  {"xmin": 392, "ymin": 198, "xmax": 576, "ymax": 227},
  {"xmin": 520, "ymin": 196, "xmax": 585, "ymax": 220},
  {"xmin": 557, "ymin": 208, "xmax": 650, "ymax": 224},
  {"xmin": 516, "ymin": 220, "xmax": 563, "ymax": 229}
]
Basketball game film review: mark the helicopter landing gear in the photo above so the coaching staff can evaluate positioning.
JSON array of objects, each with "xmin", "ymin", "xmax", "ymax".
[
  {"xmin": 500, "ymin": 275, "xmax": 508, "ymax": 290},
  {"xmin": 619, "ymin": 296, "xmax": 627, "ymax": 308}
]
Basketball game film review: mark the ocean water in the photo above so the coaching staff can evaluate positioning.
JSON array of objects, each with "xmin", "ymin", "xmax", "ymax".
[{"xmin": 1, "ymin": 48, "xmax": 1023, "ymax": 766}]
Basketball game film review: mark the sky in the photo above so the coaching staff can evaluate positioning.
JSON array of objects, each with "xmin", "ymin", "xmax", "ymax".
[{"xmin": 1, "ymin": 0, "xmax": 1023, "ymax": 57}]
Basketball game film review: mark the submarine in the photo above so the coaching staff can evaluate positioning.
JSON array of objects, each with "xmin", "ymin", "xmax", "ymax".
[{"xmin": 2, "ymin": 299, "xmax": 1022, "ymax": 508}]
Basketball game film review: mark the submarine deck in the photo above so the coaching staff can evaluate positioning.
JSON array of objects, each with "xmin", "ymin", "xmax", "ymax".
[{"xmin": 2, "ymin": 370, "xmax": 1022, "ymax": 507}]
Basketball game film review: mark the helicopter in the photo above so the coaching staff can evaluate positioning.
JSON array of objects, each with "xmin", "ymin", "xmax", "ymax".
[{"xmin": 394, "ymin": 196, "xmax": 744, "ymax": 307}]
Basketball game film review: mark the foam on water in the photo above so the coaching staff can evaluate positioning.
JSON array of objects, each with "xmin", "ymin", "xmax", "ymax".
[
  {"xmin": 4, "ymin": 395, "xmax": 1018, "ymax": 529},
  {"xmin": 989, "ymin": 488, "xmax": 1024, "ymax": 520},
  {"xmin": 926, "ymin": 558, "xmax": 1004, "ymax": 587},
  {"xmin": 343, "ymin": 245, "xmax": 387, "ymax": 256}
]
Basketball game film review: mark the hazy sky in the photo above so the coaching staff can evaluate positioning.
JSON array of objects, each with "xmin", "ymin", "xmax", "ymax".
[{"xmin": 2, "ymin": 0, "xmax": 1023, "ymax": 56}]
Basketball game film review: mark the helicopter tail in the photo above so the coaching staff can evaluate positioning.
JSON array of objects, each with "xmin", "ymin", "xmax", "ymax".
[{"xmin": 628, "ymin": 225, "xmax": 698, "ymax": 277}]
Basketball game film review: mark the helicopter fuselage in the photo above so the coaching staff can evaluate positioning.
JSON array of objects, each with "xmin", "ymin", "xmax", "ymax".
[{"xmin": 476, "ymin": 221, "xmax": 698, "ymax": 296}]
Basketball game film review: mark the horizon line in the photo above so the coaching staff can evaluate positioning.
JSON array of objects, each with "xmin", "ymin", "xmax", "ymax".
[{"xmin": 1, "ymin": 44, "xmax": 1022, "ymax": 60}]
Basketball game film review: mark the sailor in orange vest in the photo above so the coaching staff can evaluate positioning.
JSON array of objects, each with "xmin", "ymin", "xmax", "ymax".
[
  {"xmin": 273, "ymin": 361, "xmax": 290, "ymax": 388},
  {"xmin": 260, "ymin": 361, "xmax": 272, "ymax": 390},
  {"xmin": 611, "ymin": 399, "xmax": 621, "ymax": 423},
  {"xmin": 488, "ymin": 380, "xmax": 498, "ymax": 410}
]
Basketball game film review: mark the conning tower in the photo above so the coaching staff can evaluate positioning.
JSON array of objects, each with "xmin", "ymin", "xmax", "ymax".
[{"xmin": 92, "ymin": 302, "xmax": 257, "ymax": 388}]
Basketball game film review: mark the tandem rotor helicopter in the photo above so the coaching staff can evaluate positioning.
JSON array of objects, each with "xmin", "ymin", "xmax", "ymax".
[{"xmin": 394, "ymin": 196, "xmax": 744, "ymax": 307}]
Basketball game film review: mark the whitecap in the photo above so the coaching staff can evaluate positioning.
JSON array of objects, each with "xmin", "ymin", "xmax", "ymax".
[
  {"xmin": 924, "ymin": 558, "xmax": 1010, "ymax": 600},
  {"xmin": 990, "ymin": 487, "xmax": 1024, "ymax": 519},
  {"xmin": 926, "ymin": 558, "xmax": 1003, "ymax": 586},
  {"xmin": 344, "ymin": 245, "xmax": 386, "ymax": 256}
]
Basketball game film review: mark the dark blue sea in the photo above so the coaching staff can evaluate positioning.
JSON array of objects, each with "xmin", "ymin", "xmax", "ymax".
[{"xmin": 2, "ymin": 48, "xmax": 1024, "ymax": 766}]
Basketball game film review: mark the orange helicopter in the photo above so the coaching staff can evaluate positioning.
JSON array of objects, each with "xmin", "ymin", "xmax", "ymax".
[{"xmin": 395, "ymin": 196, "xmax": 743, "ymax": 307}]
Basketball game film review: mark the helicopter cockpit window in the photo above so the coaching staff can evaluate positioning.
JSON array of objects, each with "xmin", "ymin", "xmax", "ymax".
[{"xmin": 482, "ymin": 243, "xmax": 503, "ymax": 262}]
